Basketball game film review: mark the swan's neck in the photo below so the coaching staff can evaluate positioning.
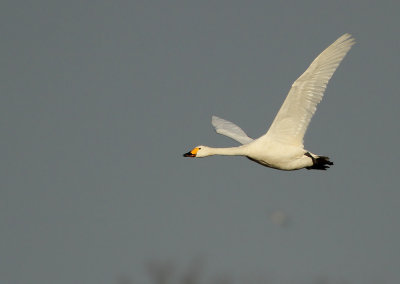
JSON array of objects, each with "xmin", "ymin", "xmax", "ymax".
[{"xmin": 206, "ymin": 146, "xmax": 247, "ymax": 157}]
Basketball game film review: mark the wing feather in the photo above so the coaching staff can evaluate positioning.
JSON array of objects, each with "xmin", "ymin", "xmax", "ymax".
[
  {"xmin": 262, "ymin": 33, "xmax": 355, "ymax": 146},
  {"xmin": 212, "ymin": 116, "xmax": 254, "ymax": 145}
]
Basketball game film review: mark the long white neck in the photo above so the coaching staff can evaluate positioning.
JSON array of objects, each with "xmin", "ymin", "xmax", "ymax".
[{"xmin": 205, "ymin": 145, "xmax": 248, "ymax": 157}]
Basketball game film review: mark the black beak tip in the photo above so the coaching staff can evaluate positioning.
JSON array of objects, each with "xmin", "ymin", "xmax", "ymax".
[{"xmin": 183, "ymin": 152, "xmax": 194, "ymax": 157}]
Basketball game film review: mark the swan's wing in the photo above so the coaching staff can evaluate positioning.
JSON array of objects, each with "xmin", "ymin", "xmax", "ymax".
[
  {"xmin": 212, "ymin": 115, "xmax": 254, "ymax": 145},
  {"xmin": 261, "ymin": 33, "xmax": 355, "ymax": 146}
]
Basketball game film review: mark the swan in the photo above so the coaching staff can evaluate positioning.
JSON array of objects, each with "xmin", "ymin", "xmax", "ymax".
[{"xmin": 183, "ymin": 34, "xmax": 355, "ymax": 170}]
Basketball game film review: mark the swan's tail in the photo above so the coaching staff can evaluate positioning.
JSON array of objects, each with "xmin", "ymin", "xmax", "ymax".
[{"xmin": 306, "ymin": 155, "xmax": 334, "ymax": 170}]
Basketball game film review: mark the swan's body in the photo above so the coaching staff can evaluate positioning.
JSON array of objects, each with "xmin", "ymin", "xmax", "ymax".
[{"xmin": 183, "ymin": 34, "xmax": 355, "ymax": 171}]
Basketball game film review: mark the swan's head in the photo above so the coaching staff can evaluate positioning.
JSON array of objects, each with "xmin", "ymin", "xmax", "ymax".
[{"xmin": 183, "ymin": 146, "xmax": 210, "ymax": 158}]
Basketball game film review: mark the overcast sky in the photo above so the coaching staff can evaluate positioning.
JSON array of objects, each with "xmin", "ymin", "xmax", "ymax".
[{"xmin": 1, "ymin": 1, "xmax": 400, "ymax": 284}]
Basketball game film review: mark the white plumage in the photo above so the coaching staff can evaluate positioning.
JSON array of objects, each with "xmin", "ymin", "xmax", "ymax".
[
  {"xmin": 211, "ymin": 115, "xmax": 253, "ymax": 145},
  {"xmin": 184, "ymin": 34, "xmax": 355, "ymax": 171}
]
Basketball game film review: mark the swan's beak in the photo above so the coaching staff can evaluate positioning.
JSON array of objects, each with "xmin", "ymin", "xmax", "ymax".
[
  {"xmin": 183, "ymin": 147, "xmax": 199, "ymax": 157},
  {"xmin": 183, "ymin": 151, "xmax": 195, "ymax": 157}
]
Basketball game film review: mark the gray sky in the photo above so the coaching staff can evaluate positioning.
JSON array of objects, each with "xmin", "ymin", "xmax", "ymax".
[{"xmin": 1, "ymin": 1, "xmax": 400, "ymax": 283}]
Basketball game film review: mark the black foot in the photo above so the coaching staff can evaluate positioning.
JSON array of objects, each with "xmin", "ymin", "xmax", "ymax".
[{"xmin": 304, "ymin": 152, "xmax": 333, "ymax": 171}]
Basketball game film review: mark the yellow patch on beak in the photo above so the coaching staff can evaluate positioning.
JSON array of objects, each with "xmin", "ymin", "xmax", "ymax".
[{"xmin": 183, "ymin": 147, "xmax": 199, "ymax": 157}]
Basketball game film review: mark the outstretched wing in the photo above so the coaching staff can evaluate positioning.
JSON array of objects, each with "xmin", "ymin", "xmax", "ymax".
[
  {"xmin": 212, "ymin": 116, "xmax": 254, "ymax": 145},
  {"xmin": 261, "ymin": 33, "xmax": 355, "ymax": 146}
]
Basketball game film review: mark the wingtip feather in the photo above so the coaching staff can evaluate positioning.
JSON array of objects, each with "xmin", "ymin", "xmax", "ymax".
[{"xmin": 336, "ymin": 33, "xmax": 356, "ymax": 47}]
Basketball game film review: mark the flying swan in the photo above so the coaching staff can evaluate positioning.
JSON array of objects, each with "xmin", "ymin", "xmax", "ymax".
[{"xmin": 183, "ymin": 34, "xmax": 355, "ymax": 170}]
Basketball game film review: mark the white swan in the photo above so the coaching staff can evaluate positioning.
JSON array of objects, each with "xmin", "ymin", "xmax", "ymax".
[{"xmin": 183, "ymin": 34, "xmax": 355, "ymax": 170}]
